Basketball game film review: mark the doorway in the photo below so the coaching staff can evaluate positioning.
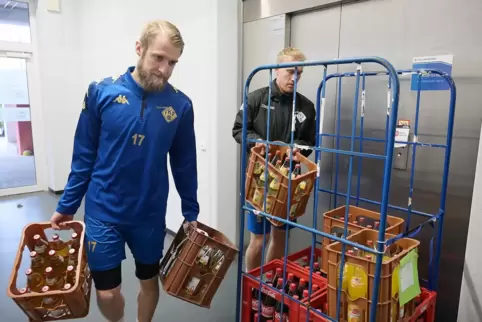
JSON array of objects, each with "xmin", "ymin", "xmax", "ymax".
[{"xmin": 0, "ymin": 0, "xmax": 46, "ymax": 196}]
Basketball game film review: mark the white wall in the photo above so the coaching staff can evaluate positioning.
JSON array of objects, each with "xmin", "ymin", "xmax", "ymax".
[
  {"xmin": 458, "ymin": 123, "xmax": 482, "ymax": 322},
  {"xmin": 34, "ymin": 0, "xmax": 239, "ymax": 240}
]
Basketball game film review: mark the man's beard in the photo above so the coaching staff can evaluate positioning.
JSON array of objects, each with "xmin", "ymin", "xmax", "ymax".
[{"xmin": 137, "ymin": 59, "xmax": 166, "ymax": 92}]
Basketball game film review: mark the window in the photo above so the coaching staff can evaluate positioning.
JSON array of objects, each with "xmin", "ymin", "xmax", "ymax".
[{"xmin": 0, "ymin": 0, "xmax": 31, "ymax": 43}]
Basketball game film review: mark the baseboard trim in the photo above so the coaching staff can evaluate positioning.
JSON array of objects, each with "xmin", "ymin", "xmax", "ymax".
[{"xmin": 48, "ymin": 188, "xmax": 64, "ymax": 196}]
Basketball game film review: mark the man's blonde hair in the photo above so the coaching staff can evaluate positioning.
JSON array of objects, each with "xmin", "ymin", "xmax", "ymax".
[
  {"xmin": 276, "ymin": 47, "xmax": 306, "ymax": 63},
  {"xmin": 139, "ymin": 20, "xmax": 185, "ymax": 53}
]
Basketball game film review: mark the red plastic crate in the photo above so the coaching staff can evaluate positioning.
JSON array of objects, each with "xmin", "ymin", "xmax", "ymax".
[
  {"xmin": 298, "ymin": 291, "xmax": 329, "ymax": 322},
  {"xmin": 285, "ymin": 246, "xmax": 325, "ymax": 276},
  {"xmin": 242, "ymin": 259, "xmax": 328, "ymax": 322},
  {"xmin": 407, "ymin": 288, "xmax": 436, "ymax": 322}
]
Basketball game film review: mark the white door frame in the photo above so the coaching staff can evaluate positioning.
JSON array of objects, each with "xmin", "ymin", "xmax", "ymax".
[{"xmin": 0, "ymin": 0, "xmax": 48, "ymax": 197}]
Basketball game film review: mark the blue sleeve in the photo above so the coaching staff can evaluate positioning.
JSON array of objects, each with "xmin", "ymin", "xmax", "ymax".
[
  {"xmin": 169, "ymin": 102, "xmax": 199, "ymax": 222},
  {"xmin": 56, "ymin": 82, "xmax": 101, "ymax": 215}
]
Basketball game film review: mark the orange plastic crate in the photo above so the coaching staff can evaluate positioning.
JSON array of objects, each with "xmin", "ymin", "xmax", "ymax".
[
  {"xmin": 245, "ymin": 144, "xmax": 317, "ymax": 227},
  {"xmin": 321, "ymin": 205, "xmax": 404, "ymax": 274},
  {"xmin": 326, "ymin": 229, "xmax": 419, "ymax": 322},
  {"xmin": 7, "ymin": 221, "xmax": 92, "ymax": 321}
]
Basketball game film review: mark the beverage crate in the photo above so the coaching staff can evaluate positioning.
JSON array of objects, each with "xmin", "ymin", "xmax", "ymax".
[
  {"xmin": 245, "ymin": 144, "xmax": 317, "ymax": 227},
  {"xmin": 242, "ymin": 259, "xmax": 328, "ymax": 322},
  {"xmin": 284, "ymin": 246, "xmax": 325, "ymax": 277},
  {"xmin": 159, "ymin": 221, "xmax": 238, "ymax": 309},
  {"xmin": 326, "ymin": 229, "xmax": 420, "ymax": 322},
  {"xmin": 7, "ymin": 221, "xmax": 92, "ymax": 321},
  {"xmin": 299, "ymin": 290, "xmax": 329, "ymax": 322},
  {"xmin": 321, "ymin": 205, "xmax": 405, "ymax": 274},
  {"xmin": 407, "ymin": 288, "xmax": 436, "ymax": 322}
]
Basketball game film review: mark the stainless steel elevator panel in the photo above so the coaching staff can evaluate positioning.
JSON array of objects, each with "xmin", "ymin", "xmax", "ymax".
[
  {"xmin": 288, "ymin": 6, "xmax": 341, "ymax": 253},
  {"xmin": 336, "ymin": 0, "xmax": 482, "ymax": 320}
]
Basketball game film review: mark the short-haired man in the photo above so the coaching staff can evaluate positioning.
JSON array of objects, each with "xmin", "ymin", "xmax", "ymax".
[
  {"xmin": 50, "ymin": 20, "xmax": 199, "ymax": 322},
  {"xmin": 232, "ymin": 48, "xmax": 316, "ymax": 271}
]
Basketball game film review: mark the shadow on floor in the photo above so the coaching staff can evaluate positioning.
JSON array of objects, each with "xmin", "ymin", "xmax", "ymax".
[{"xmin": 0, "ymin": 192, "xmax": 238, "ymax": 322}]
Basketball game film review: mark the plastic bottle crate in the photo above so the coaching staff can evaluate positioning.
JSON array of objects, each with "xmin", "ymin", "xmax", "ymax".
[
  {"xmin": 245, "ymin": 144, "xmax": 317, "ymax": 227},
  {"xmin": 159, "ymin": 221, "xmax": 238, "ymax": 309},
  {"xmin": 408, "ymin": 288, "xmax": 436, "ymax": 322},
  {"xmin": 7, "ymin": 221, "xmax": 92, "ymax": 321},
  {"xmin": 321, "ymin": 205, "xmax": 405, "ymax": 274},
  {"xmin": 298, "ymin": 290, "xmax": 329, "ymax": 322},
  {"xmin": 326, "ymin": 229, "xmax": 419, "ymax": 322},
  {"xmin": 284, "ymin": 246, "xmax": 325, "ymax": 277},
  {"xmin": 242, "ymin": 259, "xmax": 328, "ymax": 322}
]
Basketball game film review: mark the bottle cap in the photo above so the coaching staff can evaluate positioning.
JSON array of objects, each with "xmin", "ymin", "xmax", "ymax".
[
  {"xmin": 277, "ymin": 278, "xmax": 283, "ymax": 286},
  {"xmin": 276, "ymin": 268, "xmax": 282, "ymax": 275},
  {"xmin": 347, "ymin": 250, "xmax": 354, "ymax": 255},
  {"xmin": 71, "ymin": 232, "xmax": 78, "ymax": 239},
  {"xmin": 33, "ymin": 234, "xmax": 41, "ymax": 241},
  {"xmin": 52, "ymin": 234, "xmax": 59, "ymax": 241},
  {"xmin": 366, "ymin": 255, "xmax": 372, "ymax": 260},
  {"xmin": 290, "ymin": 283, "xmax": 297, "ymax": 291},
  {"xmin": 313, "ymin": 285, "xmax": 320, "ymax": 291},
  {"xmin": 266, "ymin": 271, "xmax": 273, "ymax": 280},
  {"xmin": 300, "ymin": 278, "xmax": 306, "ymax": 285},
  {"xmin": 367, "ymin": 240, "xmax": 373, "ymax": 246},
  {"xmin": 69, "ymin": 248, "xmax": 76, "ymax": 255},
  {"xmin": 45, "ymin": 267, "xmax": 53, "ymax": 275},
  {"xmin": 303, "ymin": 290, "xmax": 309, "ymax": 298},
  {"xmin": 67, "ymin": 265, "xmax": 74, "ymax": 272},
  {"xmin": 42, "ymin": 286, "xmax": 49, "ymax": 293},
  {"xmin": 367, "ymin": 225, "xmax": 373, "ymax": 229},
  {"xmin": 64, "ymin": 284, "xmax": 72, "ymax": 290},
  {"xmin": 49, "ymin": 249, "xmax": 56, "ymax": 256},
  {"xmin": 288, "ymin": 273, "xmax": 294, "ymax": 280},
  {"xmin": 30, "ymin": 251, "xmax": 38, "ymax": 258},
  {"xmin": 19, "ymin": 288, "xmax": 27, "ymax": 294},
  {"xmin": 25, "ymin": 268, "xmax": 32, "ymax": 276},
  {"xmin": 314, "ymin": 262, "xmax": 320, "ymax": 269}
]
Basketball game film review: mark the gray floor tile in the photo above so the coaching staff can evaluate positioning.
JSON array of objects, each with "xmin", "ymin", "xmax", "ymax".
[{"xmin": 0, "ymin": 192, "xmax": 238, "ymax": 322}]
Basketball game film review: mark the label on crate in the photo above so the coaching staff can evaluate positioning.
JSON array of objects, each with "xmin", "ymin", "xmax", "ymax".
[{"xmin": 398, "ymin": 249, "xmax": 421, "ymax": 306}]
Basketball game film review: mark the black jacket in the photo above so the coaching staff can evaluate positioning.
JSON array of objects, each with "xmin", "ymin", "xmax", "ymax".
[{"xmin": 232, "ymin": 80, "xmax": 316, "ymax": 157}]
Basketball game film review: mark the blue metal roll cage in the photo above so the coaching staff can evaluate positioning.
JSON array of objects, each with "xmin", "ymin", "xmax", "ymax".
[{"xmin": 235, "ymin": 56, "xmax": 456, "ymax": 322}]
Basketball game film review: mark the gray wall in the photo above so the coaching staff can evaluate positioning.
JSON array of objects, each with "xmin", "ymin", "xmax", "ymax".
[
  {"xmin": 458, "ymin": 124, "xmax": 482, "ymax": 322},
  {"xmin": 241, "ymin": 0, "xmax": 482, "ymax": 320}
]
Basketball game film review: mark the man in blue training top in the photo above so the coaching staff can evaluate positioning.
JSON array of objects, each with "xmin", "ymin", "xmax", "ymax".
[{"xmin": 50, "ymin": 20, "xmax": 199, "ymax": 322}]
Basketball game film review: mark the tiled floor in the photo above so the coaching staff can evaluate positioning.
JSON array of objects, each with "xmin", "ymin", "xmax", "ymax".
[
  {"xmin": 0, "ymin": 137, "xmax": 37, "ymax": 189},
  {"xmin": 0, "ymin": 192, "xmax": 238, "ymax": 322}
]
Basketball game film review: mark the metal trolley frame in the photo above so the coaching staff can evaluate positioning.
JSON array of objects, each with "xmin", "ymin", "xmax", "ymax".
[{"xmin": 235, "ymin": 56, "xmax": 457, "ymax": 322}]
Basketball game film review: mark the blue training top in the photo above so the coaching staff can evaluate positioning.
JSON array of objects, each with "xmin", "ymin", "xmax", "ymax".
[{"xmin": 56, "ymin": 66, "xmax": 199, "ymax": 226}]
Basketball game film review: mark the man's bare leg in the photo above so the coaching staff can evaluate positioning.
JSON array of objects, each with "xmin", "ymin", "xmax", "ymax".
[
  {"xmin": 246, "ymin": 232, "xmax": 270, "ymax": 271},
  {"xmin": 96, "ymin": 286, "xmax": 125, "ymax": 322},
  {"xmin": 137, "ymin": 276, "xmax": 160, "ymax": 322},
  {"xmin": 267, "ymin": 226, "xmax": 288, "ymax": 263}
]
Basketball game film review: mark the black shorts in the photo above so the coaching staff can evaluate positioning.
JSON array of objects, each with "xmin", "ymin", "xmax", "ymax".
[{"xmin": 91, "ymin": 260, "xmax": 161, "ymax": 291}]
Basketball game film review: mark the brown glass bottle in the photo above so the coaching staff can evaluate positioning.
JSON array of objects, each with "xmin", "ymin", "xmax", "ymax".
[
  {"xmin": 44, "ymin": 266, "xmax": 64, "ymax": 291},
  {"xmin": 26, "ymin": 268, "xmax": 44, "ymax": 292},
  {"xmin": 52, "ymin": 234, "xmax": 70, "ymax": 258}
]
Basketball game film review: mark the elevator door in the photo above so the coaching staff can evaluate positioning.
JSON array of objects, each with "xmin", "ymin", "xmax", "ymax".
[
  {"xmin": 288, "ymin": 6, "xmax": 342, "ymax": 252},
  {"xmin": 336, "ymin": 0, "xmax": 482, "ymax": 321}
]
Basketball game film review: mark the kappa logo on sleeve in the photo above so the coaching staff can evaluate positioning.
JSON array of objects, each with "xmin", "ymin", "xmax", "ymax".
[{"xmin": 113, "ymin": 95, "xmax": 129, "ymax": 105}]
